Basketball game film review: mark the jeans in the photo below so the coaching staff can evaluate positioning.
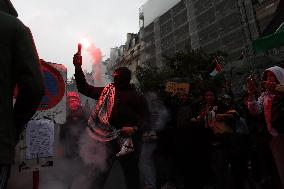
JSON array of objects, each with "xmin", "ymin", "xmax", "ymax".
[{"xmin": 139, "ymin": 139, "xmax": 157, "ymax": 189}]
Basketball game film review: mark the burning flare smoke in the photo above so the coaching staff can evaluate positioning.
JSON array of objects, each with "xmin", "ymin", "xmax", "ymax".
[{"xmin": 79, "ymin": 38, "xmax": 105, "ymax": 86}]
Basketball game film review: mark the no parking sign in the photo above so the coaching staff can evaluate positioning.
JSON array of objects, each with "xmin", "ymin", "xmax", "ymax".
[
  {"xmin": 13, "ymin": 60, "xmax": 67, "ymax": 123},
  {"xmin": 17, "ymin": 60, "xmax": 67, "ymax": 172},
  {"xmin": 38, "ymin": 62, "xmax": 65, "ymax": 111},
  {"xmin": 32, "ymin": 60, "xmax": 67, "ymax": 124}
]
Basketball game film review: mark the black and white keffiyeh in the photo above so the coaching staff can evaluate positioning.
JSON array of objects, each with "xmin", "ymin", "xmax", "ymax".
[{"xmin": 87, "ymin": 83, "xmax": 118, "ymax": 141}]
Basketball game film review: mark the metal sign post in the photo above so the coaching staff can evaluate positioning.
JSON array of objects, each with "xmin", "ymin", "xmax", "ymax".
[{"xmin": 15, "ymin": 60, "xmax": 67, "ymax": 189}]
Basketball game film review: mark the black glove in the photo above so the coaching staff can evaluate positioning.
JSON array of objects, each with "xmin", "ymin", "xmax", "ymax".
[{"xmin": 73, "ymin": 52, "xmax": 82, "ymax": 67}]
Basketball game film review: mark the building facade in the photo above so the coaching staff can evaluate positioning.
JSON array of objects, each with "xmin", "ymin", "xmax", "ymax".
[
  {"xmin": 139, "ymin": 0, "xmax": 280, "ymax": 67},
  {"xmin": 105, "ymin": 0, "xmax": 281, "ymax": 83},
  {"xmin": 121, "ymin": 33, "xmax": 142, "ymax": 83},
  {"xmin": 140, "ymin": 0, "xmax": 191, "ymax": 67},
  {"xmin": 106, "ymin": 33, "xmax": 142, "ymax": 83},
  {"xmin": 252, "ymin": 0, "xmax": 280, "ymax": 33},
  {"xmin": 106, "ymin": 45, "xmax": 125, "ymax": 75}
]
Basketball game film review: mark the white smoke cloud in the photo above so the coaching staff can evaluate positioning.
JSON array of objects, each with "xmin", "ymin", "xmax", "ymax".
[
  {"xmin": 7, "ymin": 124, "xmax": 110, "ymax": 189},
  {"xmin": 145, "ymin": 92, "xmax": 170, "ymax": 131},
  {"xmin": 78, "ymin": 129, "xmax": 108, "ymax": 170},
  {"xmin": 82, "ymin": 41, "xmax": 109, "ymax": 87}
]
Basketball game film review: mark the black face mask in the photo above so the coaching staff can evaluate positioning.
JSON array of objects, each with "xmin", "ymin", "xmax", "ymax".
[
  {"xmin": 113, "ymin": 74, "xmax": 130, "ymax": 88},
  {"xmin": 113, "ymin": 67, "xmax": 131, "ymax": 88}
]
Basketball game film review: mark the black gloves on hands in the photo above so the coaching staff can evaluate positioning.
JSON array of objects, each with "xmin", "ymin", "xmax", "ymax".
[{"xmin": 73, "ymin": 53, "xmax": 82, "ymax": 68}]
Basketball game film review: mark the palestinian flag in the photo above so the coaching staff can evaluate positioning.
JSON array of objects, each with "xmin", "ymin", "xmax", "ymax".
[
  {"xmin": 252, "ymin": 0, "xmax": 284, "ymax": 53},
  {"xmin": 253, "ymin": 22, "xmax": 284, "ymax": 53},
  {"xmin": 210, "ymin": 58, "xmax": 222, "ymax": 76}
]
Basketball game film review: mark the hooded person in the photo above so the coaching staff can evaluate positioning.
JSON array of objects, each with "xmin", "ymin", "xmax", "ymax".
[
  {"xmin": 72, "ymin": 52, "xmax": 149, "ymax": 189},
  {"xmin": 247, "ymin": 65, "xmax": 284, "ymax": 188},
  {"xmin": 59, "ymin": 92, "xmax": 89, "ymax": 158},
  {"xmin": 0, "ymin": 0, "xmax": 17, "ymax": 17},
  {"xmin": 247, "ymin": 66, "xmax": 284, "ymax": 135},
  {"xmin": 0, "ymin": 0, "xmax": 45, "ymax": 188},
  {"xmin": 49, "ymin": 91, "xmax": 90, "ymax": 188}
]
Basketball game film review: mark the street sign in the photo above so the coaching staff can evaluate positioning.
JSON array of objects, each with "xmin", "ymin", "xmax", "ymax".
[
  {"xmin": 13, "ymin": 60, "xmax": 67, "ymax": 124},
  {"xmin": 32, "ymin": 60, "xmax": 67, "ymax": 124},
  {"xmin": 39, "ymin": 62, "xmax": 65, "ymax": 110}
]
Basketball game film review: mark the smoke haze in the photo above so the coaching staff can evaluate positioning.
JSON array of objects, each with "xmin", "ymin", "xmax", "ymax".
[
  {"xmin": 82, "ymin": 41, "xmax": 108, "ymax": 87},
  {"xmin": 146, "ymin": 92, "xmax": 170, "ymax": 131}
]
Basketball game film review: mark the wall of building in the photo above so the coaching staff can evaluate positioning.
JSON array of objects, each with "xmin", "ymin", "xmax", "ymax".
[
  {"xmin": 106, "ymin": 33, "xmax": 142, "ymax": 84},
  {"xmin": 122, "ymin": 33, "xmax": 142, "ymax": 83},
  {"xmin": 141, "ymin": 0, "xmax": 182, "ymax": 27},
  {"xmin": 253, "ymin": 0, "xmax": 280, "ymax": 32},
  {"xmin": 140, "ymin": 0, "xmax": 266, "ymax": 66},
  {"xmin": 141, "ymin": 0, "xmax": 191, "ymax": 67}
]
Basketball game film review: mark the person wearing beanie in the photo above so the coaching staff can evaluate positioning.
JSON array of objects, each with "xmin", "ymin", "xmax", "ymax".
[
  {"xmin": 59, "ymin": 91, "xmax": 89, "ymax": 158},
  {"xmin": 72, "ymin": 51, "xmax": 149, "ymax": 189}
]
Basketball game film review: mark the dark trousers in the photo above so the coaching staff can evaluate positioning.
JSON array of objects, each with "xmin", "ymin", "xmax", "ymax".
[
  {"xmin": 0, "ymin": 164, "xmax": 10, "ymax": 189},
  {"xmin": 270, "ymin": 134, "xmax": 284, "ymax": 189},
  {"xmin": 211, "ymin": 134, "xmax": 251, "ymax": 189},
  {"xmin": 89, "ymin": 140, "xmax": 140, "ymax": 189}
]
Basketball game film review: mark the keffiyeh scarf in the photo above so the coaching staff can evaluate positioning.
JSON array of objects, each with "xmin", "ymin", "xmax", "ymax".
[{"xmin": 88, "ymin": 83, "xmax": 118, "ymax": 141}]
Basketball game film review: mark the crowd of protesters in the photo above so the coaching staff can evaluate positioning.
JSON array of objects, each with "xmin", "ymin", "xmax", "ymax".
[
  {"xmin": 150, "ymin": 64, "xmax": 284, "ymax": 189},
  {"xmin": 55, "ymin": 62, "xmax": 284, "ymax": 189},
  {"xmin": 1, "ymin": 1, "xmax": 284, "ymax": 188}
]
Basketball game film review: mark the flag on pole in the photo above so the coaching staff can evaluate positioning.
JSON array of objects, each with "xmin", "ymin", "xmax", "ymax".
[
  {"xmin": 252, "ymin": 0, "xmax": 284, "ymax": 53},
  {"xmin": 210, "ymin": 58, "xmax": 222, "ymax": 77},
  {"xmin": 253, "ymin": 22, "xmax": 284, "ymax": 54}
]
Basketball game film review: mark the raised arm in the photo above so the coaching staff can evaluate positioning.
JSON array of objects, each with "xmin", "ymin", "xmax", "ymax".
[
  {"xmin": 73, "ymin": 52, "xmax": 103, "ymax": 99},
  {"xmin": 246, "ymin": 74, "xmax": 263, "ymax": 115}
]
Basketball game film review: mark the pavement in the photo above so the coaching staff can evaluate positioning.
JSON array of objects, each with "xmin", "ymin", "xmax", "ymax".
[{"xmin": 7, "ymin": 160, "xmax": 126, "ymax": 189}]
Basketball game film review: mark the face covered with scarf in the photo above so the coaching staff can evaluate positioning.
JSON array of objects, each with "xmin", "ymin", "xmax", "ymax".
[
  {"xmin": 113, "ymin": 67, "xmax": 131, "ymax": 89},
  {"xmin": 67, "ymin": 92, "xmax": 81, "ymax": 112}
]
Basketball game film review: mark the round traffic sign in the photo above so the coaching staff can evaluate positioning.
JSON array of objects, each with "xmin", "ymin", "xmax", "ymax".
[{"xmin": 38, "ymin": 62, "xmax": 65, "ymax": 110}]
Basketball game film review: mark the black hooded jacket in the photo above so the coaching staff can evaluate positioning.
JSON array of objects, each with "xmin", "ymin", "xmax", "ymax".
[
  {"xmin": 0, "ymin": 0, "xmax": 45, "ymax": 164},
  {"xmin": 74, "ymin": 66, "xmax": 149, "ymax": 131}
]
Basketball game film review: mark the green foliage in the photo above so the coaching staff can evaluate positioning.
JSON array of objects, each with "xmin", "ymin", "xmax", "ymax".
[
  {"xmin": 136, "ymin": 62, "xmax": 162, "ymax": 92},
  {"xmin": 163, "ymin": 49, "xmax": 214, "ymax": 79},
  {"xmin": 136, "ymin": 49, "xmax": 227, "ymax": 98}
]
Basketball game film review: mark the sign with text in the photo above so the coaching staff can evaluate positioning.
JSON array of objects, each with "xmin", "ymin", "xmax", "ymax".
[
  {"xmin": 19, "ymin": 119, "xmax": 55, "ymax": 172},
  {"xmin": 165, "ymin": 81, "xmax": 190, "ymax": 98}
]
